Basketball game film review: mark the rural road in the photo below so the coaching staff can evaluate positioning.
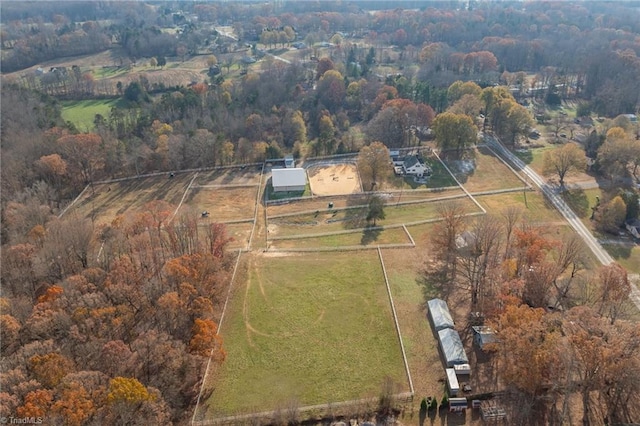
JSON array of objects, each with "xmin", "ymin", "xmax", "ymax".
[{"xmin": 484, "ymin": 135, "xmax": 640, "ymax": 310}]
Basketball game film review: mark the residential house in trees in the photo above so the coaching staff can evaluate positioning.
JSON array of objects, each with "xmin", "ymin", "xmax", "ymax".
[{"xmin": 402, "ymin": 155, "xmax": 431, "ymax": 177}]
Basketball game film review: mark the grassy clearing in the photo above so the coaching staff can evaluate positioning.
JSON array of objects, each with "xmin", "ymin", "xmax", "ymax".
[
  {"xmin": 206, "ymin": 251, "xmax": 407, "ymax": 416},
  {"xmin": 474, "ymin": 191, "xmax": 565, "ymax": 223},
  {"xmin": 447, "ymin": 146, "xmax": 526, "ymax": 192},
  {"xmin": 269, "ymin": 226, "xmax": 411, "ymax": 249},
  {"xmin": 60, "ymin": 98, "xmax": 124, "ymax": 131},
  {"xmin": 603, "ymin": 243, "xmax": 640, "ymax": 274},
  {"xmin": 221, "ymin": 222, "xmax": 253, "ymax": 250}
]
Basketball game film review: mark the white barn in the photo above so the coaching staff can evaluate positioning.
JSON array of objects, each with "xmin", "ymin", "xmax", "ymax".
[{"xmin": 272, "ymin": 168, "xmax": 307, "ymax": 192}]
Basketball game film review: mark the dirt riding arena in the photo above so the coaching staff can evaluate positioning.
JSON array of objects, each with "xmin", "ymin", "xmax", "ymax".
[{"xmin": 306, "ymin": 163, "xmax": 361, "ymax": 196}]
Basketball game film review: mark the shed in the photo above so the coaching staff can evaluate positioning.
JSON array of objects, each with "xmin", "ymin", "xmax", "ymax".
[
  {"xmin": 438, "ymin": 328, "xmax": 469, "ymax": 367},
  {"xmin": 472, "ymin": 326, "xmax": 497, "ymax": 351},
  {"xmin": 446, "ymin": 368, "xmax": 460, "ymax": 396},
  {"xmin": 284, "ymin": 155, "xmax": 295, "ymax": 168},
  {"xmin": 272, "ymin": 168, "xmax": 306, "ymax": 192},
  {"xmin": 427, "ymin": 298, "xmax": 454, "ymax": 331}
]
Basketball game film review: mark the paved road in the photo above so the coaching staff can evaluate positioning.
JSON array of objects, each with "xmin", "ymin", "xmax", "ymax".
[{"xmin": 485, "ymin": 135, "xmax": 640, "ymax": 309}]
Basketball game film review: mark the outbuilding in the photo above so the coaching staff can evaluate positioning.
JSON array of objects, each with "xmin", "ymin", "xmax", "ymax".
[
  {"xmin": 427, "ymin": 298, "xmax": 455, "ymax": 331},
  {"xmin": 438, "ymin": 328, "xmax": 469, "ymax": 367},
  {"xmin": 472, "ymin": 326, "xmax": 498, "ymax": 351},
  {"xmin": 271, "ymin": 168, "xmax": 307, "ymax": 192}
]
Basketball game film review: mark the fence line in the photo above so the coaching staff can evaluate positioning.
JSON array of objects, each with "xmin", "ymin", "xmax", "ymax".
[
  {"xmin": 432, "ymin": 150, "xmax": 487, "ymax": 214},
  {"xmin": 57, "ymin": 183, "xmax": 90, "ymax": 218},
  {"xmin": 191, "ymin": 249, "xmax": 243, "ymax": 426},
  {"xmin": 92, "ymin": 163, "xmax": 263, "ymax": 185},
  {"xmin": 171, "ymin": 173, "xmax": 198, "ymax": 222},
  {"xmin": 193, "ymin": 392, "xmax": 414, "ymax": 425},
  {"xmin": 378, "ymin": 247, "xmax": 414, "ymax": 395},
  {"xmin": 247, "ymin": 163, "xmax": 265, "ymax": 251}
]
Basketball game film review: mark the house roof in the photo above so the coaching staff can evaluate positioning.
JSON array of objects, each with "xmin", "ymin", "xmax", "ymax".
[
  {"xmin": 403, "ymin": 155, "xmax": 421, "ymax": 169},
  {"xmin": 272, "ymin": 168, "xmax": 306, "ymax": 187},
  {"xmin": 472, "ymin": 326, "xmax": 498, "ymax": 347}
]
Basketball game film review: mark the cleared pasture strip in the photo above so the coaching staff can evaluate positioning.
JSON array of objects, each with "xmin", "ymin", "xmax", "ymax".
[
  {"xmin": 269, "ymin": 226, "xmax": 411, "ymax": 249},
  {"xmin": 266, "ymin": 187, "xmax": 465, "ymax": 216},
  {"xmin": 202, "ymin": 252, "xmax": 408, "ymax": 417},
  {"xmin": 268, "ymin": 197, "xmax": 482, "ymax": 238}
]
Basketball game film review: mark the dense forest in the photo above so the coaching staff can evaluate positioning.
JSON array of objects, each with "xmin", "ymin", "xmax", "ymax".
[{"xmin": 1, "ymin": 1, "xmax": 640, "ymax": 424}]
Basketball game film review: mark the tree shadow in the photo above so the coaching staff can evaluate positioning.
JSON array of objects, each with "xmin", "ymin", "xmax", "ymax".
[
  {"xmin": 602, "ymin": 242, "xmax": 632, "ymax": 260},
  {"xmin": 361, "ymin": 226, "xmax": 382, "ymax": 245},
  {"xmin": 417, "ymin": 262, "xmax": 451, "ymax": 303},
  {"xmin": 562, "ymin": 187, "xmax": 590, "ymax": 218},
  {"xmin": 342, "ymin": 194, "xmax": 369, "ymax": 230}
]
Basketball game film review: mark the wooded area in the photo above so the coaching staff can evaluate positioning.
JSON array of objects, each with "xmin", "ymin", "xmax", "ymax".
[{"xmin": 1, "ymin": 1, "xmax": 640, "ymax": 424}]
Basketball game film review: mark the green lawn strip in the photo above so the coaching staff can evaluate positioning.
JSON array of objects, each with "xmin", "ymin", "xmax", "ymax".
[
  {"xmin": 91, "ymin": 66, "xmax": 129, "ymax": 79},
  {"xmin": 269, "ymin": 198, "xmax": 481, "ymax": 238},
  {"xmin": 513, "ymin": 145, "xmax": 553, "ymax": 172},
  {"xmin": 381, "ymin": 252, "xmax": 443, "ymax": 398},
  {"xmin": 68, "ymin": 174, "xmax": 194, "ymax": 224},
  {"xmin": 561, "ymin": 187, "xmax": 602, "ymax": 220},
  {"xmin": 60, "ymin": 98, "xmax": 124, "ymax": 131},
  {"xmin": 269, "ymin": 226, "xmax": 411, "ymax": 249},
  {"xmin": 602, "ymin": 243, "xmax": 640, "ymax": 274},
  {"xmin": 206, "ymin": 252, "xmax": 407, "ymax": 416}
]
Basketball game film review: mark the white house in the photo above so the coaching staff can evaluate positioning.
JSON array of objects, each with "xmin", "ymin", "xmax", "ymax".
[
  {"xmin": 272, "ymin": 168, "xmax": 306, "ymax": 192},
  {"xmin": 402, "ymin": 155, "xmax": 431, "ymax": 177}
]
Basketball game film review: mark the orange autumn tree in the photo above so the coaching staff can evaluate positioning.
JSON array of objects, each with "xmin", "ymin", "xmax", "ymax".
[
  {"xmin": 16, "ymin": 389, "xmax": 53, "ymax": 419},
  {"xmin": 29, "ymin": 353, "xmax": 75, "ymax": 388},
  {"xmin": 51, "ymin": 384, "xmax": 96, "ymax": 426},
  {"xmin": 189, "ymin": 318, "xmax": 225, "ymax": 360},
  {"xmin": 490, "ymin": 302, "xmax": 563, "ymax": 398}
]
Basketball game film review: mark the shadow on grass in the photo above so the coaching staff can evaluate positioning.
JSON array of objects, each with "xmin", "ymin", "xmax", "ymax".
[
  {"xmin": 342, "ymin": 194, "xmax": 369, "ymax": 229},
  {"xmin": 562, "ymin": 187, "xmax": 590, "ymax": 218},
  {"xmin": 361, "ymin": 226, "xmax": 382, "ymax": 245},
  {"xmin": 512, "ymin": 149, "xmax": 534, "ymax": 165},
  {"xmin": 416, "ymin": 263, "xmax": 451, "ymax": 304},
  {"xmin": 603, "ymin": 243, "xmax": 632, "ymax": 260},
  {"xmin": 440, "ymin": 149, "xmax": 477, "ymax": 185}
]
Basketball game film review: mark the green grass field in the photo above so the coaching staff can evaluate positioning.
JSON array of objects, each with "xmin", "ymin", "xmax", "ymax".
[
  {"xmin": 61, "ymin": 98, "xmax": 125, "ymax": 131},
  {"xmin": 204, "ymin": 251, "xmax": 408, "ymax": 416},
  {"xmin": 269, "ymin": 225, "xmax": 412, "ymax": 249}
]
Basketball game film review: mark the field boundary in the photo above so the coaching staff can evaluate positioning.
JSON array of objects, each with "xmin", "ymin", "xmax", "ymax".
[
  {"xmin": 191, "ymin": 249, "xmax": 244, "ymax": 425},
  {"xmin": 58, "ymin": 183, "xmax": 90, "ymax": 218},
  {"xmin": 92, "ymin": 163, "xmax": 263, "ymax": 185},
  {"xmin": 378, "ymin": 247, "xmax": 414, "ymax": 395},
  {"xmin": 247, "ymin": 163, "xmax": 265, "ymax": 250},
  {"xmin": 433, "ymin": 150, "xmax": 487, "ymax": 215},
  {"xmin": 192, "ymin": 392, "xmax": 414, "ymax": 425},
  {"xmin": 266, "ymin": 243, "xmax": 414, "ymax": 253},
  {"xmin": 171, "ymin": 173, "xmax": 198, "ymax": 221}
]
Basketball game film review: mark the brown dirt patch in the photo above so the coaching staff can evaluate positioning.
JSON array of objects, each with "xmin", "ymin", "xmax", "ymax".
[{"xmin": 307, "ymin": 163, "xmax": 361, "ymax": 196}]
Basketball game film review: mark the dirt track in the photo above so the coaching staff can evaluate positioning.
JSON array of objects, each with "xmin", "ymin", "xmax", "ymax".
[{"xmin": 307, "ymin": 163, "xmax": 361, "ymax": 196}]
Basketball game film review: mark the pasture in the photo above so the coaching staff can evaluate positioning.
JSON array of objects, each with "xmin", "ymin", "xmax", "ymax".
[
  {"xmin": 202, "ymin": 251, "xmax": 408, "ymax": 417},
  {"xmin": 60, "ymin": 98, "xmax": 124, "ymax": 131}
]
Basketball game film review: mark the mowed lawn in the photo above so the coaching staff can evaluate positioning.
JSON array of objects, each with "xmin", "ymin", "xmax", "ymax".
[
  {"xmin": 61, "ymin": 98, "xmax": 124, "ymax": 131},
  {"xmin": 205, "ymin": 251, "xmax": 408, "ymax": 416}
]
